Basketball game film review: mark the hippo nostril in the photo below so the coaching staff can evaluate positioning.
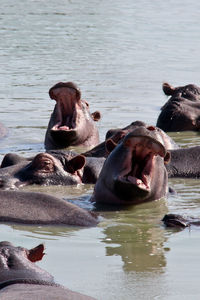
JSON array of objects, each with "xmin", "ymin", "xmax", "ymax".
[{"xmin": 147, "ymin": 126, "xmax": 155, "ymax": 131}]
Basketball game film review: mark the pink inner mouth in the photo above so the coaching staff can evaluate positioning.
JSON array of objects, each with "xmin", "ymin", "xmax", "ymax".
[
  {"xmin": 119, "ymin": 136, "xmax": 165, "ymax": 190},
  {"xmin": 125, "ymin": 152, "xmax": 154, "ymax": 190}
]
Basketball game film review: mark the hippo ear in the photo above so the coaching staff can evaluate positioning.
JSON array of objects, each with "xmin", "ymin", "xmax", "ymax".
[
  {"xmin": 27, "ymin": 244, "xmax": 45, "ymax": 262},
  {"xmin": 105, "ymin": 129, "xmax": 116, "ymax": 139},
  {"xmin": 66, "ymin": 155, "xmax": 86, "ymax": 173},
  {"xmin": 162, "ymin": 83, "xmax": 175, "ymax": 96},
  {"xmin": 164, "ymin": 151, "xmax": 171, "ymax": 165},
  {"xmin": 91, "ymin": 111, "xmax": 101, "ymax": 121},
  {"xmin": 105, "ymin": 139, "xmax": 117, "ymax": 154}
]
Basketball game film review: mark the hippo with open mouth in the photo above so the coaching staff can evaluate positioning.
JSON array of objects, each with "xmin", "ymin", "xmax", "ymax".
[
  {"xmin": 91, "ymin": 126, "xmax": 170, "ymax": 205},
  {"xmin": 44, "ymin": 82, "xmax": 101, "ymax": 150}
]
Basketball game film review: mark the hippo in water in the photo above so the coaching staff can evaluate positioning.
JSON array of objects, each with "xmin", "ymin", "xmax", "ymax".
[
  {"xmin": 0, "ymin": 242, "xmax": 96, "ymax": 299},
  {"xmin": 91, "ymin": 126, "xmax": 170, "ymax": 206},
  {"xmin": 162, "ymin": 214, "xmax": 200, "ymax": 229},
  {"xmin": 44, "ymin": 82, "xmax": 101, "ymax": 150},
  {"xmin": 83, "ymin": 121, "xmax": 178, "ymax": 158},
  {"xmin": 0, "ymin": 190, "xmax": 98, "ymax": 226},
  {"xmin": 156, "ymin": 82, "xmax": 200, "ymax": 132},
  {"xmin": 166, "ymin": 146, "xmax": 200, "ymax": 178},
  {"xmin": 0, "ymin": 151, "xmax": 105, "ymax": 190}
]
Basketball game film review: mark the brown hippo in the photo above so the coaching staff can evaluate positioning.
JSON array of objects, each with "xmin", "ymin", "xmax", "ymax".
[
  {"xmin": 83, "ymin": 121, "xmax": 178, "ymax": 158},
  {"xmin": 0, "ymin": 242, "xmax": 96, "ymax": 299},
  {"xmin": 156, "ymin": 82, "xmax": 200, "ymax": 132},
  {"xmin": 167, "ymin": 146, "xmax": 200, "ymax": 178},
  {"xmin": 91, "ymin": 126, "xmax": 170, "ymax": 206},
  {"xmin": 44, "ymin": 82, "xmax": 101, "ymax": 150},
  {"xmin": 162, "ymin": 214, "xmax": 200, "ymax": 229},
  {"xmin": 0, "ymin": 190, "xmax": 98, "ymax": 226},
  {"xmin": 0, "ymin": 151, "xmax": 105, "ymax": 190}
]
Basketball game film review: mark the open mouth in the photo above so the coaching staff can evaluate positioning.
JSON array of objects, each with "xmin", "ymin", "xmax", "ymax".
[
  {"xmin": 118, "ymin": 135, "xmax": 166, "ymax": 192},
  {"xmin": 52, "ymin": 102, "xmax": 78, "ymax": 132},
  {"xmin": 49, "ymin": 82, "xmax": 82, "ymax": 132}
]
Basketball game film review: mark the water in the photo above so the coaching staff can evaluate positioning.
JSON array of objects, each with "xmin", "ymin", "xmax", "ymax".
[{"xmin": 1, "ymin": 0, "xmax": 200, "ymax": 299}]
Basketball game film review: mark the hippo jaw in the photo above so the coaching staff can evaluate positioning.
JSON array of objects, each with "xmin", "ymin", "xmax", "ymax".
[{"xmin": 113, "ymin": 135, "xmax": 166, "ymax": 203}]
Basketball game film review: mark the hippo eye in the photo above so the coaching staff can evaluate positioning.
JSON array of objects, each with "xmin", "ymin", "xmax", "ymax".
[{"xmin": 39, "ymin": 160, "xmax": 54, "ymax": 172}]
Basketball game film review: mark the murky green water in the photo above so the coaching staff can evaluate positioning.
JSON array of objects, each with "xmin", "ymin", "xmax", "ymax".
[{"xmin": 1, "ymin": 0, "xmax": 200, "ymax": 299}]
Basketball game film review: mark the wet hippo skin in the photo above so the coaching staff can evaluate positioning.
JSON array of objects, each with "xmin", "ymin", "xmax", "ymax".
[
  {"xmin": 44, "ymin": 82, "xmax": 101, "ymax": 150},
  {"xmin": 0, "ymin": 242, "xmax": 96, "ymax": 300},
  {"xmin": 156, "ymin": 82, "xmax": 200, "ymax": 132},
  {"xmin": 167, "ymin": 146, "xmax": 200, "ymax": 178},
  {"xmin": 0, "ymin": 151, "xmax": 105, "ymax": 189},
  {"xmin": 162, "ymin": 214, "xmax": 200, "ymax": 228},
  {"xmin": 0, "ymin": 190, "xmax": 98, "ymax": 226},
  {"xmin": 83, "ymin": 121, "xmax": 178, "ymax": 158},
  {"xmin": 91, "ymin": 126, "xmax": 170, "ymax": 206}
]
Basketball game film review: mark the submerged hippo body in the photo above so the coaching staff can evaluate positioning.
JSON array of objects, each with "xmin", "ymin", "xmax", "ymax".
[
  {"xmin": 156, "ymin": 82, "xmax": 200, "ymax": 132},
  {"xmin": 0, "ymin": 242, "xmax": 96, "ymax": 300},
  {"xmin": 83, "ymin": 121, "xmax": 178, "ymax": 158},
  {"xmin": 0, "ymin": 190, "xmax": 98, "ymax": 226},
  {"xmin": 162, "ymin": 214, "xmax": 200, "ymax": 229},
  {"xmin": 45, "ymin": 82, "xmax": 101, "ymax": 150},
  {"xmin": 0, "ymin": 151, "xmax": 105, "ymax": 189},
  {"xmin": 167, "ymin": 146, "xmax": 200, "ymax": 178},
  {"xmin": 91, "ymin": 126, "xmax": 170, "ymax": 206}
]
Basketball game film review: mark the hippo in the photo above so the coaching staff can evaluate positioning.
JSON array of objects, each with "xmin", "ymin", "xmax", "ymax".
[
  {"xmin": 44, "ymin": 82, "xmax": 101, "ymax": 150},
  {"xmin": 162, "ymin": 214, "xmax": 200, "ymax": 229},
  {"xmin": 0, "ymin": 190, "xmax": 98, "ymax": 226},
  {"xmin": 0, "ymin": 242, "xmax": 96, "ymax": 299},
  {"xmin": 156, "ymin": 82, "xmax": 200, "ymax": 132},
  {"xmin": 83, "ymin": 121, "xmax": 178, "ymax": 158},
  {"xmin": 91, "ymin": 126, "xmax": 170, "ymax": 206},
  {"xmin": 0, "ymin": 151, "xmax": 105, "ymax": 189},
  {"xmin": 167, "ymin": 146, "xmax": 200, "ymax": 178}
]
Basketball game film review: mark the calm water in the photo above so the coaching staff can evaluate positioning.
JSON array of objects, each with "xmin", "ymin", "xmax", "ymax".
[{"xmin": 1, "ymin": 0, "xmax": 200, "ymax": 299}]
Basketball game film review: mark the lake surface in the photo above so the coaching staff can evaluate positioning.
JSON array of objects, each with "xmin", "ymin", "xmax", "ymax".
[{"xmin": 1, "ymin": 0, "xmax": 200, "ymax": 299}]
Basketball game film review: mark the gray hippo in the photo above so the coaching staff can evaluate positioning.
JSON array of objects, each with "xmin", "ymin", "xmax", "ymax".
[
  {"xmin": 0, "ymin": 242, "xmax": 96, "ymax": 299},
  {"xmin": 0, "ymin": 151, "xmax": 105, "ymax": 189},
  {"xmin": 0, "ymin": 190, "xmax": 98, "ymax": 226},
  {"xmin": 156, "ymin": 82, "xmax": 200, "ymax": 132},
  {"xmin": 44, "ymin": 82, "xmax": 101, "ymax": 150},
  {"xmin": 162, "ymin": 214, "xmax": 200, "ymax": 229},
  {"xmin": 167, "ymin": 146, "xmax": 200, "ymax": 178},
  {"xmin": 91, "ymin": 126, "xmax": 170, "ymax": 206},
  {"xmin": 83, "ymin": 121, "xmax": 178, "ymax": 158}
]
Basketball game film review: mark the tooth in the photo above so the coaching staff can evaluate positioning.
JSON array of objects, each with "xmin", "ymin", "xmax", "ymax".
[{"xmin": 127, "ymin": 176, "xmax": 137, "ymax": 184}]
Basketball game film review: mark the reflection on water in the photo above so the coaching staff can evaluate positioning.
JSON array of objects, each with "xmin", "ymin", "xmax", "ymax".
[
  {"xmin": 10, "ymin": 224, "xmax": 81, "ymax": 239},
  {"xmin": 102, "ymin": 199, "xmax": 168, "ymax": 272},
  {"xmin": 168, "ymin": 131, "xmax": 200, "ymax": 148}
]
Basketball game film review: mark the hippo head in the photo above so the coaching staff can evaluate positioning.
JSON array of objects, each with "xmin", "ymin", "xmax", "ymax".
[
  {"xmin": 162, "ymin": 82, "xmax": 200, "ymax": 101},
  {"xmin": 0, "ymin": 242, "xmax": 53, "ymax": 284},
  {"xmin": 91, "ymin": 126, "xmax": 170, "ymax": 206},
  {"xmin": 44, "ymin": 82, "xmax": 101, "ymax": 150},
  {"xmin": 16, "ymin": 152, "xmax": 86, "ymax": 186},
  {"xmin": 156, "ymin": 82, "xmax": 200, "ymax": 132}
]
